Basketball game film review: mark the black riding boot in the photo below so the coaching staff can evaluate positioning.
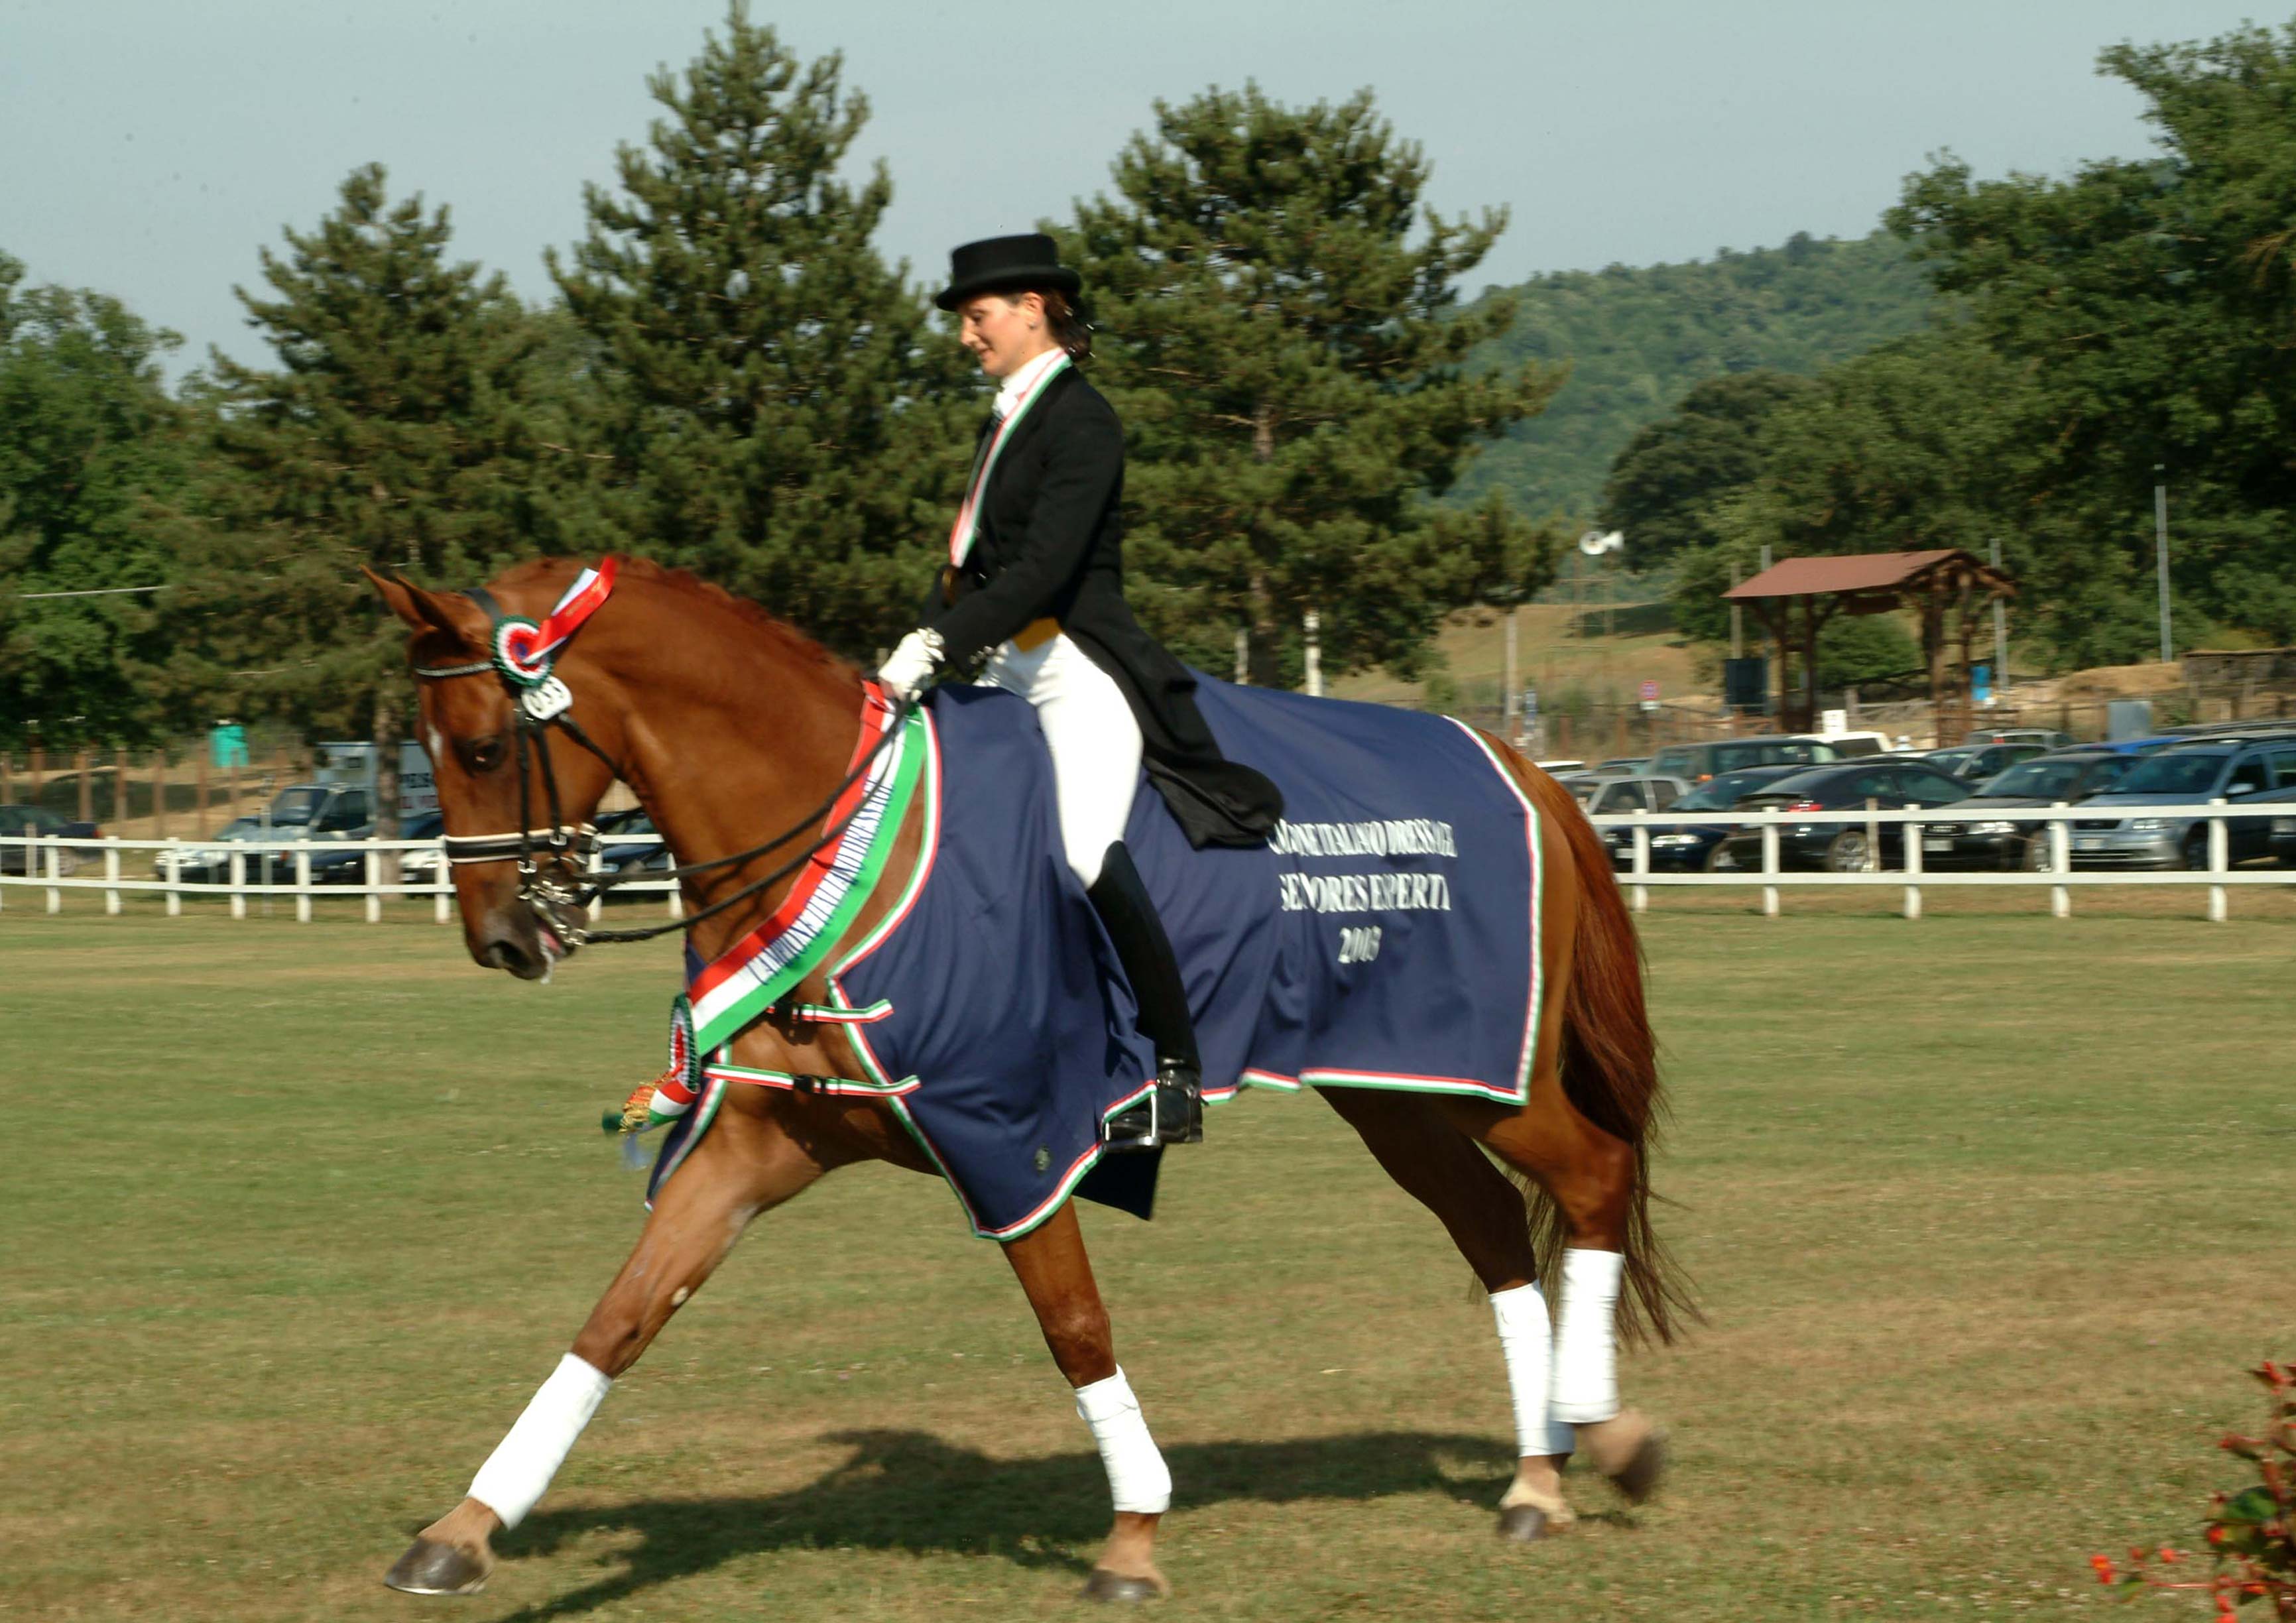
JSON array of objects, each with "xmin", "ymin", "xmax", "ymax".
[{"xmin": 1087, "ymin": 841, "xmax": 1205, "ymax": 1151}]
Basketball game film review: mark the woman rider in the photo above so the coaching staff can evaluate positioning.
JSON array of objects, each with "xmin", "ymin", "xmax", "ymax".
[{"xmin": 876, "ymin": 234, "xmax": 1283, "ymax": 1152}]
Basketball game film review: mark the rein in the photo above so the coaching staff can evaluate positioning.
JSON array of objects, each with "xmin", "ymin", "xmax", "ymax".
[{"xmin": 412, "ymin": 564, "xmax": 914, "ymax": 950}]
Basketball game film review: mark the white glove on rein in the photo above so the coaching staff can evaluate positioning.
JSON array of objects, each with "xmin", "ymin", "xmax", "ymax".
[{"xmin": 878, "ymin": 628, "xmax": 943, "ymax": 701}]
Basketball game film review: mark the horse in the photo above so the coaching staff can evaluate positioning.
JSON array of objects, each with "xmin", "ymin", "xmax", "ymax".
[{"xmin": 366, "ymin": 556, "xmax": 1690, "ymax": 1603}]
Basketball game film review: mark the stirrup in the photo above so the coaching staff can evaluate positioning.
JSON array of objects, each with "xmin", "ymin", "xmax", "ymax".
[{"xmin": 1101, "ymin": 1061, "xmax": 1204, "ymax": 1152}]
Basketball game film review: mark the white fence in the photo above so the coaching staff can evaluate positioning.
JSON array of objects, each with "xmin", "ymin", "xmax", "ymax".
[
  {"xmin": 1, "ymin": 804, "xmax": 2287, "ymax": 925},
  {"xmin": 1585, "ymin": 799, "xmax": 2291, "ymax": 922},
  {"xmin": 0, "ymin": 831, "xmax": 680, "ymax": 923}
]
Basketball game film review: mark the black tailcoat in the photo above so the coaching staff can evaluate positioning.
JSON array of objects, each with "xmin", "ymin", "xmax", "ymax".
[{"xmin": 928, "ymin": 365, "xmax": 1282, "ymax": 846}]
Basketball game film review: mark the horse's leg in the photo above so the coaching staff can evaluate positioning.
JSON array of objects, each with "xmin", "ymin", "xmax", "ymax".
[
  {"xmin": 1000, "ymin": 1201, "xmax": 1173, "ymax": 1602},
  {"xmin": 1319, "ymin": 1089, "xmax": 1579, "ymax": 1540},
  {"xmin": 383, "ymin": 1095, "xmax": 841, "ymax": 1595},
  {"xmin": 1443, "ymin": 1059, "xmax": 1666, "ymax": 1507}
]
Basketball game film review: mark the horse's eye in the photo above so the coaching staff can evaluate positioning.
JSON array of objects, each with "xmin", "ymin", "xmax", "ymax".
[{"xmin": 460, "ymin": 736, "xmax": 508, "ymax": 774}]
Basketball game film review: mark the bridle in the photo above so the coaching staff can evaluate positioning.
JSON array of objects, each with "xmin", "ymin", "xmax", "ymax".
[{"xmin": 411, "ymin": 560, "xmax": 914, "ymax": 950}]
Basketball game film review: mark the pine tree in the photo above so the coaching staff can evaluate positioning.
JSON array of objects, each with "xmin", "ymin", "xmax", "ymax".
[
  {"xmin": 192, "ymin": 165, "xmax": 552, "ymax": 832},
  {"xmin": 550, "ymin": 5, "xmax": 969, "ymax": 657},
  {"xmin": 1063, "ymin": 85, "xmax": 1561, "ymax": 687}
]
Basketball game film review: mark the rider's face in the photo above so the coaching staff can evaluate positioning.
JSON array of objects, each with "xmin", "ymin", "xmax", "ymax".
[{"xmin": 959, "ymin": 291, "xmax": 1048, "ymax": 379}]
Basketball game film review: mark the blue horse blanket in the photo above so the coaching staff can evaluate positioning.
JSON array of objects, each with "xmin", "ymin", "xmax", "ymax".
[{"xmin": 660, "ymin": 678, "xmax": 1541, "ymax": 1240}]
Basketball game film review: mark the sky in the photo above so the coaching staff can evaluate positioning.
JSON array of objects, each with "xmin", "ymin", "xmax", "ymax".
[{"xmin": 1, "ymin": 0, "xmax": 2282, "ymax": 376}]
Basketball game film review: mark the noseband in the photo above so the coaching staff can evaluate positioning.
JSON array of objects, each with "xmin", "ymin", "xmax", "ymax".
[{"xmin": 411, "ymin": 561, "xmax": 912, "ymax": 949}]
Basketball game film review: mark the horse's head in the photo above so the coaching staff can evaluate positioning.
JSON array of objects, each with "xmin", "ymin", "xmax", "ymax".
[{"xmin": 368, "ymin": 564, "xmax": 629, "ymax": 981}]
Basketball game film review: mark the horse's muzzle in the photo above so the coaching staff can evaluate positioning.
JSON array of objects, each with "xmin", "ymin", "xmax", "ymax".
[{"xmin": 474, "ymin": 902, "xmax": 574, "ymax": 982}]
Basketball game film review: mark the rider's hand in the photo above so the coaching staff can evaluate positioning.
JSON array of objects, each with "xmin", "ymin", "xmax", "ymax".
[{"xmin": 876, "ymin": 628, "xmax": 943, "ymax": 702}]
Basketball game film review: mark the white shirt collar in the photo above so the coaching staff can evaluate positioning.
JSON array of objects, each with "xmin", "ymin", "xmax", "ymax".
[{"xmin": 992, "ymin": 345, "xmax": 1066, "ymax": 422}]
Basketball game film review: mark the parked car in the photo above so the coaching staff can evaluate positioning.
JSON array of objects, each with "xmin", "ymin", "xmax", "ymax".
[
  {"xmin": 2066, "ymin": 737, "xmax": 2296, "ymax": 869},
  {"xmin": 599, "ymin": 808, "xmax": 673, "ymax": 884},
  {"xmin": 1819, "ymin": 730, "xmax": 1896, "ymax": 757},
  {"xmin": 155, "ymin": 783, "xmax": 374, "ymax": 884},
  {"xmin": 1581, "ymin": 775, "xmax": 1690, "ymax": 821},
  {"xmin": 1921, "ymin": 741, "xmax": 2051, "ymax": 782},
  {"xmin": 0, "ymin": 804, "xmax": 101, "ymax": 874},
  {"xmin": 1923, "ymin": 748, "xmax": 2163, "ymax": 871},
  {"xmin": 1711, "ymin": 758, "xmax": 1973, "ymax": 873},
  {"xmin": 1603, "ymin": 764, "xmax": 1805, "ymax": 872},
  {"xmin": 1594, "ymin": 756, "xmax": 1650, "ymax": 775},
  {"xmin": 1963, "ymin": 727, "xmax": 2075, "ymax": 749},
  {"xmin": 306, "ymin": 810, "xmax": 442, "ymax": 885},
  {"xmin": 1646, "ymin": 734, "xmax": 1846, "ymax": 786}
]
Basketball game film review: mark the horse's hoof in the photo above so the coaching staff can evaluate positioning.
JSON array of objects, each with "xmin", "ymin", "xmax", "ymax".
[
  {"xmin": 1495, "ymin": 1504, "xmax": 1550, "ymax": 1542},
  {"xmin": 383, "ymin": 1536, "xmax": 489, "ymax": 1596},
  {"xmin": 1080, "ymin": 1567, "xmax": 1164, "ymax": 1603},
  {"xmin": 1606, "ymin": 1429, "xmax": 1667, "ymax": 1505}
]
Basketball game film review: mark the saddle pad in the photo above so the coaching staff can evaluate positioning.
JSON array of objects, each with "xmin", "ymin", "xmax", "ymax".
[
  {"xmin": 659, "ymin": 679, "xmax": 1539, "ymax": 1244},
  {"xmin": 1127, "ymin": 676, "xmax": 1541, "ymax": 1110}
]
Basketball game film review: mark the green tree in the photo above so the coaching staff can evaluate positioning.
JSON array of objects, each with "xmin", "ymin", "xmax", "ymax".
[
  {"xmin": 1596, "ymin": 370, "xmax": 1816, "ymax": 566},
  {"xmin": 1891, "ymin": 21, "xmax": 2296, "ymax": 661},
  {"xmin": 550, "ymin": 5, "xmax": 968, "ymax": 657},
  {"xmin": 0, "ymin": 253, "xmax": 194, "ymax": 750},
  {"xmin": 192, "ymin": 165, "xmax": 553, "ymax": 831},
  {"xmin": 1062, "ymin": 84, "xmax": 1560, "ymax": 687},
  {"xmin": 1461, "ymin": 230, "xmax": 1935, "ymax": 521}
]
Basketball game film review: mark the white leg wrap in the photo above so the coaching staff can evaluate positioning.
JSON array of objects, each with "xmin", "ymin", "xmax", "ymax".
[
  {"xmin": 1489, "ymin": 1284, "xmax": 1575, "ymax": 1457},
  {"xmin": 1549, "ymin": 1248, "xmax": 1624, "ymax": 1424},
  {"xmin": 1073, "ymin": 1367, "xmax": 1172, "ymax": 1514},
  {"xmin": 467, "ymin": 1353, "xmax": 613, "ymax": 1530}
]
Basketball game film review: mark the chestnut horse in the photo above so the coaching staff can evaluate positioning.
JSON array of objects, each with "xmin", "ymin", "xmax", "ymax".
[{"xmin": 369, "ymin": 558, "xmax": 1687, "ymax": 1604}]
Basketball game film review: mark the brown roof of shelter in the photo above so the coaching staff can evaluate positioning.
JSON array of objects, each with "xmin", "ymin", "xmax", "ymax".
[{"xmin": 1724, "ymin": 550, "xmax": 1978, "ymax": 599}]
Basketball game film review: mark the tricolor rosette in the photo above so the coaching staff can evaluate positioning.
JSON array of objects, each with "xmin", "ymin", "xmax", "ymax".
[{"xmin": 650, "ymin": 993, "xmax": 704, "ymax": 1125}]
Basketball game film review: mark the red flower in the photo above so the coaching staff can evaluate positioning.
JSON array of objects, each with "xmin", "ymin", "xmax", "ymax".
[{"xmin": 2091, "ymin": 1555, "xmax": 2117, "ymax": 1585}]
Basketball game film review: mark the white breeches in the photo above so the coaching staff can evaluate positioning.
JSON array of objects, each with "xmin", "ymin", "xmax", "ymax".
[{"xmin": 982, "ymin": 631, "xmax": 1141, "ymax": 888}]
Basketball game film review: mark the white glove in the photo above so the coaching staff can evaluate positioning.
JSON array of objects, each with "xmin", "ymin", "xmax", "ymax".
[{"xmin": 876, "ymin": 628, "xmax": 943, "ymax": 701}]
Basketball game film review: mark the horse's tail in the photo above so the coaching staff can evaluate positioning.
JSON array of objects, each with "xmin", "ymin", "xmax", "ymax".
[{"xmin": 1514, "ymin": 758, "xmax": 1699, "ymax": 1348}]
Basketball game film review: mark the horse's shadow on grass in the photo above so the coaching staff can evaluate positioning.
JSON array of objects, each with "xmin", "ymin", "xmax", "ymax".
[{"xmin": 493, "ymin": 1427, "xmax": 1551, "ymax": 1618}]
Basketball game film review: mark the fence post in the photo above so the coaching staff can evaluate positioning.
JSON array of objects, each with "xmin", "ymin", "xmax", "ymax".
[
  {"xmin": 365, "ymin": 847, "xmax": 382, "ymax": 924},
  {"xmin": 103, "ymin": 837, "xmax": 121, "ymax": 916},
  {"xmin": 230, "ymin": 850, "xmax": 247, "ymax": 920},
  {"xmin": 2049, "ymin": 802, "xmax": 2071, "ymax": 919},
  {"xmin": 1630, "ymin": 808, "xmax": 1649, "ymax": 914},
  {"xmin": 434, "ymin": 833, "xmax": 451, "ymax": 925},
  {"xmin": 165, "ymin": 839, "xmax": 182, "ymax": 917},
  {"xmin": 45, "ymin": 831, "xmax": 62, "ymax": 914},
  {"xmin": 588, "ymin": 841, "xmax": 606, "ymax": 925},
  {"xmin": 1903, "ymin": 810, "xmax": 1923, "ymax": 920},
  {"xmin": 1864, "ymin": 797, "xmax": 1880, "ymax": 872},
  {"xmin": 2207, "ymin": 796, "xmax": 2228, "ymax": 924},
  {"xmin": 295, "ymin": 843, "xmax": 312, "ymax": 924},
  {"xmin": 1760, "ymin": 810, "xmax": 1780, "ymax": 918}
]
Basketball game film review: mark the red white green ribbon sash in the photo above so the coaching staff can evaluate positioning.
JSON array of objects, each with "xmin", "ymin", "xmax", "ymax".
[
  {"xmin": 686, "ymin": 682, "xmax": 924, "ymax": 1053},
  {"xmin": 947, "ymin": 351, "xmax": 1071, "ymax": 567}
]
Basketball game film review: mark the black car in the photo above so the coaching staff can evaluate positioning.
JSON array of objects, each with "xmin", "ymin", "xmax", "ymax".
[
  {"xmin": 1920, "ymin": 741, "xmax": 2050, "ymax": 782},
  {"xmin": 0, "ymin": 804, "xmax": 101, "ymax": 876},
  {"xmin": 1923, "ymin": 749, "xmax": 2153, "ymax": 871},
  {"xmin": 1711, "ymin": 759, "xmax": 1972, "ymax": 873},
  {"xmin": 1606, "ymin": 764, "xmax": 1805, "ymax": 872},
  {"xmin": 306, "ymin": 810, "xmax": 442, "ymax": 884}
]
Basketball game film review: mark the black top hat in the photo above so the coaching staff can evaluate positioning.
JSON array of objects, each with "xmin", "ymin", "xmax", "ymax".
[{"xmin": 936, "ymin": 233, "xmax": 1082, "ymax": 311}]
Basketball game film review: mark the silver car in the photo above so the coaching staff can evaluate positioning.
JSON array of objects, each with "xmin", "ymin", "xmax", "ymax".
[{"xmin": 2068, "ymin": 737, "xmax": 2296, "ymax": 869}]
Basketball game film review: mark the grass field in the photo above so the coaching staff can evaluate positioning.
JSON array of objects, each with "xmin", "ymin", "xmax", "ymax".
[{"xmin": 3, "ymin": 902, "xmax": 2291, "ymax": 1622}]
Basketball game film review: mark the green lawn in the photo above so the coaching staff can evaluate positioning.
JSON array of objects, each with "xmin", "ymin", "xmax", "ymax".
[{"xmin": 1, "ymin": 904, "xmax": 2289, "ymax": 1621}]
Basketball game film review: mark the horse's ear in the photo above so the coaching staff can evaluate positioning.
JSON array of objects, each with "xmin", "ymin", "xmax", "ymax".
[{"xmin": 364, "ymin": 567, "xmax": 483, "ymax": 644}]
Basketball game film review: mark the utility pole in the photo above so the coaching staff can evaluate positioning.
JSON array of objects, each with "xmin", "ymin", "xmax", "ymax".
[
  {"xmin": 2153, "ymin": 467, "xmax": 2173, "ymax": 664},
  {"xmin": 1502, "ymin": 605, "xmax": 1519, "ymax": 737},
  {"xmin": 1303, "ymin": 610, "xmax": 1323, "ymax": 698},
  {"xmin": 1729, "ymin": 562, "xmax": 1743, "ymax": 660},
  {"xmin": 1234, "ymin": 627, "xmax": 1248, "ymax": 686}
]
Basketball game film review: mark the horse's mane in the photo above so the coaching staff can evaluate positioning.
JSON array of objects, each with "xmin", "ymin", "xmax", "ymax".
[{"xmin": 493, "ymin": 554, "xmax": 855, "ymax": 676}]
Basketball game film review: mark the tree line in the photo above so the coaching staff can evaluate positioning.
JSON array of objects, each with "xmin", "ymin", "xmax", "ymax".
[
  {"xmin": 1598, "ymin": 19, "xmax": 2296, "ymax": 682},
  {"xmin": 0, "ymin": 6, "xmax": 1557, "ymax": 793}
]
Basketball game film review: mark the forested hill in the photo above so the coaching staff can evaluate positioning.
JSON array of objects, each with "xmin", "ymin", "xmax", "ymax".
[{"xmin": 1457, "ymin": 229, "xmax": 1935, "ymax": 519}]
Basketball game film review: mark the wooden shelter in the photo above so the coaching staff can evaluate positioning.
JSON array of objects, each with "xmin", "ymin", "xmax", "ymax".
[{"xmin": 1723, "ymin": 550, "xmax": 2016, "ymax": 741}]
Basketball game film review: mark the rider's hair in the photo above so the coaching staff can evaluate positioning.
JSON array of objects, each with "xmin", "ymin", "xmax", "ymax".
[{"xmin": 1011, "ymin": 287, "xmax": 1093, "ymax": 363}]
